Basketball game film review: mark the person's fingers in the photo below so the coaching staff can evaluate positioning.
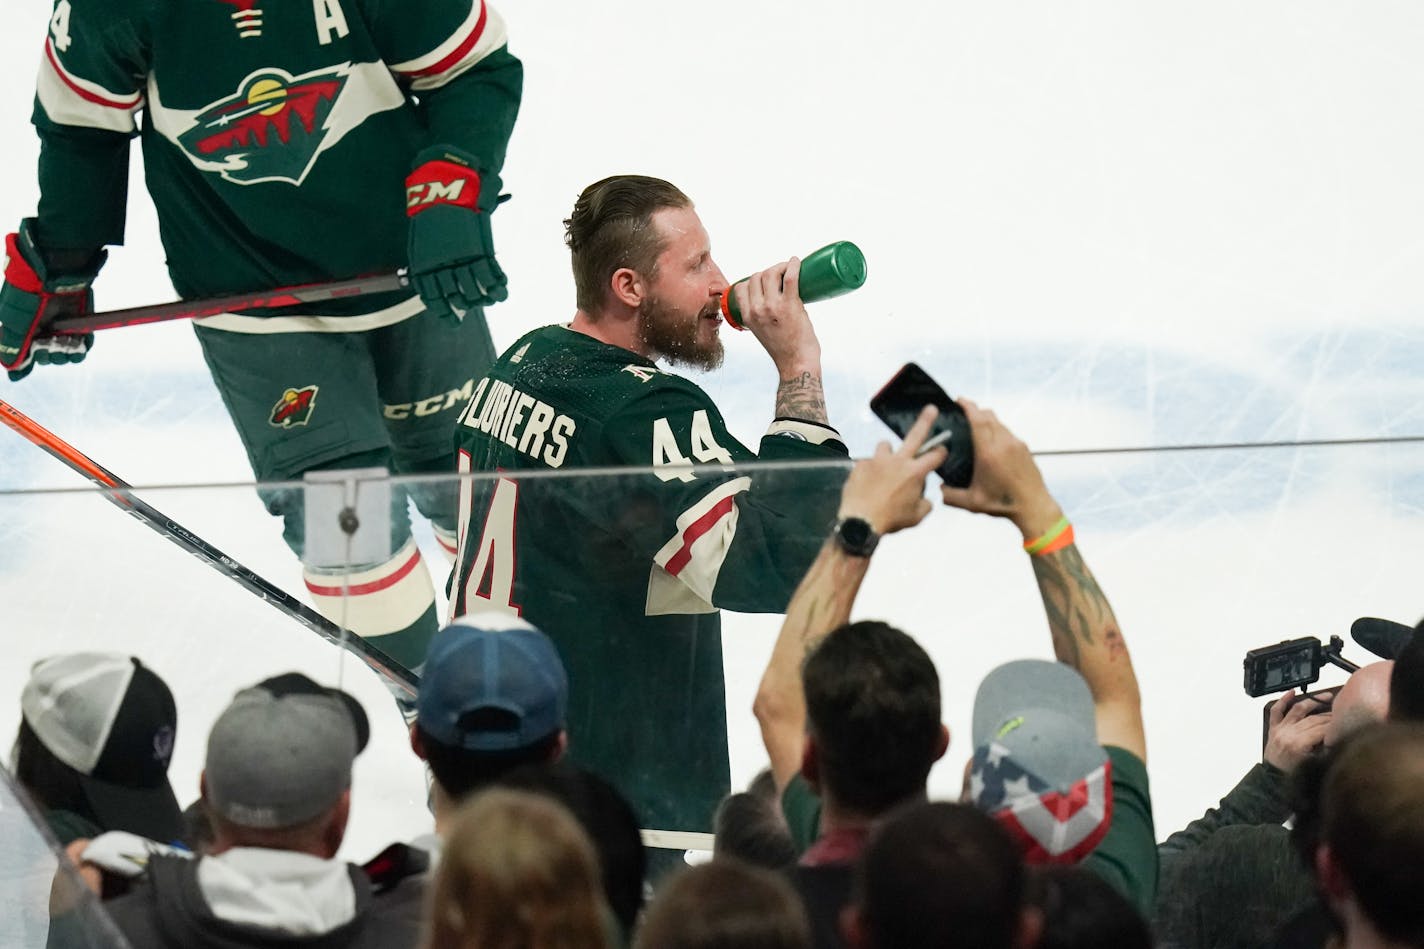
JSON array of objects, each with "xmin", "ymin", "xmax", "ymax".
[
  {"xmin": 1275, "ymin": 686, "xmax": 1298, "ymax": 723},
  {"xmin": 874, "ymin": 439, "xmax": 893, "ymax": 458},
  {"xmin": 940, "ymin": 484, "xmax": 972, "ymax": 508},
  {"xmin": 913, "ymin": 446, "xmax": 948, "ymax": 477},
  {"xmin": 759, "ymin": 262, "xmax": 789, "ymax": 299},
  {"xmin": 900, "ymin": 405, "xmax": 941, "ymax": 454},
  {"xmin": 1290, "ymin": 712, "xmax": 1333, "ymax": 735},
  {"xmin": 782, "ymin": 256, "xmax": 801, "ymax": 298}
]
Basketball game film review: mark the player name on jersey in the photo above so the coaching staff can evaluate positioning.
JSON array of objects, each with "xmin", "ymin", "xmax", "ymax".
[{"xmin": 459, "ymin": 377, "xmax": 577, "ymax": 468}]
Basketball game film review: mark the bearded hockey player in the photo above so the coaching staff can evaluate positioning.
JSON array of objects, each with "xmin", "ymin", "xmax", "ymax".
[
  {"xmin": 448, "ymin": 175, "xmax": 850, "ymax": 844},
  {"xmin": 0, "ymin": 0, "xmax": 522, "ymax": 679}
]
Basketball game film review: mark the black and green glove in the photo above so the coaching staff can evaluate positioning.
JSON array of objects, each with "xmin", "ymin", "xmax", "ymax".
[
  {"xmin": 0, "ymin": 219, "xmax": 103, "ymax": 382},
  {"xmin": 406, "ymin": 145, "xmax": 507, "ymax": 323}
]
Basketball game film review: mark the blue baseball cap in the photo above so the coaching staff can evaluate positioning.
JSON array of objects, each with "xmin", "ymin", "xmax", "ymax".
[{"xmin": 418, "ymin": 613, "xmax": 569, "ymax": 752}]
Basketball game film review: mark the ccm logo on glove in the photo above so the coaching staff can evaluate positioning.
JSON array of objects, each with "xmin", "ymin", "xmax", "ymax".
[{"xmin": 406, "ymin": 161, "xmax": 481, "ymax": 214}]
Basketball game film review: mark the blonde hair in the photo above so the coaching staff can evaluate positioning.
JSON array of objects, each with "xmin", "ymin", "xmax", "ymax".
[{"xmin": 423, "ymin": 788, "xmax": 611, "ymax": 949}]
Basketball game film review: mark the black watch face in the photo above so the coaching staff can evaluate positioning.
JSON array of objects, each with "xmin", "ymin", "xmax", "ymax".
[{"xmin": 840, "ymin": 518, "xmax": 872, "ymax": 548}]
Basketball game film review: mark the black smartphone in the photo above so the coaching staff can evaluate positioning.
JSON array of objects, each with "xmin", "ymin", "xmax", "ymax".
[
  {"xmin": 1261, "ymin": 688, "xmax": 1335, "ymax": 756},
  {"xmin": 869, "ymin": 362, "xmax": 975, "ymax": 488}
]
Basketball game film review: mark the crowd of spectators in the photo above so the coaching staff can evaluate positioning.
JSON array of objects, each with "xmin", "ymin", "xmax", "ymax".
[{"xmin": 10, "ymin": 398, "xmax": 1424, "ymax": 949}]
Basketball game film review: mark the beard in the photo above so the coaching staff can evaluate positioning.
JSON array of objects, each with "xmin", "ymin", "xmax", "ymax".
[{"xmin": 636, "ymin": 294, "xmax": 725, "ymax": 372}]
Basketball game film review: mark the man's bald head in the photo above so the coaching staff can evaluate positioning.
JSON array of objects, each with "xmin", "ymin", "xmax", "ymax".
[{"xmin": 1326, "ymin": 661, "xmax": 1394, "ymax": 747}]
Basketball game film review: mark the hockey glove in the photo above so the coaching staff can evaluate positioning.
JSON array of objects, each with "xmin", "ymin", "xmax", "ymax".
[
  {"xmin": 0, "ymin": 219, "xmax": 103, "ymax": 382},
  {"xmin": 406, "ymin": 145, "xmax": 507, "ymax": 324}
]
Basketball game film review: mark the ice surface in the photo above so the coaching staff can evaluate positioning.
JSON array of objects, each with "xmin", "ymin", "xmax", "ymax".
[{"xmin": 1, "ymin": 0, "xmax": 1422, "ymax": 877}]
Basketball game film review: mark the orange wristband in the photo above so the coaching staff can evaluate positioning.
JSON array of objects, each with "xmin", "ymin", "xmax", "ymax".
[
  {"xmin": 1023, "ymin": 516, "xmax": 1071, "ymax": 555},
  {"xmin": 1033, "ymin": 524, "xmax": 1075, "ymax": 556}
]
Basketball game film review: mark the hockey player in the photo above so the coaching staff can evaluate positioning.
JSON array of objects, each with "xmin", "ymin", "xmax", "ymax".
[
  {"xmin": 448, "ymin": 175, "xmax": 850, "ymax": 845},
  {"xmin": 0, "ymin": 0, "xmax": 522, "ymax": 675}
]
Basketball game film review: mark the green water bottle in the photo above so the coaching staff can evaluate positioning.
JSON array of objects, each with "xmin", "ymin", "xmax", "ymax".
[{"xmin": 720, "ymin": 240, "xmax": 868, "ymax": 329}]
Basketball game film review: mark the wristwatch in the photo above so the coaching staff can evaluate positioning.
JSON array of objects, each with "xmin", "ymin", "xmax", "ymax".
[{"xmin": 832, "ymin": 516, "xmax": 880, "ymax": 558}]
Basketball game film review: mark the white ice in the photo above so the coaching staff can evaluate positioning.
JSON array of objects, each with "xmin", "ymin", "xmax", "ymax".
[{"xmin": 1, "ymin": 0, "xmax": 1422, "ymax": 873}]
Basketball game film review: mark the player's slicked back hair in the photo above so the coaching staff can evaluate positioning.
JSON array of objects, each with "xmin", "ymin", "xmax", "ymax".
[
  {"xmin": 1320, "ymin": 723, "xmax": 1424, "ymax": 945},
  {"xmin": 565, "ymin": 175, "xmax": 692, "ymax": 315},
  {"xmin": 854, "ymin": 802, "xmax": 1026, "ymax": 949},
  {"xmin": 802, "ymin": 621, "xmax": 942, "ymax": 815}
]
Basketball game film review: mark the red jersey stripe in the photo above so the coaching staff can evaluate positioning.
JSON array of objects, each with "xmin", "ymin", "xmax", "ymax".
[
  {"xmin": 306, "ymin": 546, "xmax": 423, "ymax": 597},
  {"xmin": 664, "ymin": 496, "xmax": 736, "ymax": 577},
  {"xmin": 400, "ymin": 2, "xmax": 488, "ymax": 79},
  {"xmin": 44, "ymin": 40, "xmax": 142, "ymax": 111}
]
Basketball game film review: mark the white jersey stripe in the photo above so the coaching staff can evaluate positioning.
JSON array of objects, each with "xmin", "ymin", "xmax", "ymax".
[
  {"xmin": 647, "ymin": 477, "xmax": 751, "ymax": 611},
  {"xmin": 303, "ymin": 538, "xmax": 436, "ymax": 637},
  {"xmin": 36, "ymin": 40, "xmax": 142, "ymax": 133},
  {"xmin": 193, "ymin": 294, "xmax": 423, "ymax": 334},
  {"xmin": 389, "ymin": 2, "xmax": 509, "ymax": 92}
]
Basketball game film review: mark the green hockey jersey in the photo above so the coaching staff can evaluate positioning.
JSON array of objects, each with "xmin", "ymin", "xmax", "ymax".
[
  {"xmin": 32, "ymin": 0, "xmax": 520, "ymax": 325},
  {"xmin": 449, "ymin": 325, "xmax": 850, "ymax": 834}
]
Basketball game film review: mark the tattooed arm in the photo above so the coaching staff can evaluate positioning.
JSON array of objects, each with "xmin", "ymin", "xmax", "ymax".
[
  {"xmin": 775, "ymin": 370, "xmax": 830, "ymax": 424},
  {"xmin": 940, "ymin": 400, "xmax": 1147, "ymax": 762},
  {"xmin": 754, "ymin": 407, "xmax": 946, "ymax": 792}
]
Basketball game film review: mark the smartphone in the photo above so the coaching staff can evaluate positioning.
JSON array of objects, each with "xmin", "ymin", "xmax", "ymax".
[
  {"xmin": 1261, "ymin": 688, "xmax": 1335, "ymax": 756},
  {"xmin": 869, "ymin": 362, "xmax": 975, "ymax": 488}
]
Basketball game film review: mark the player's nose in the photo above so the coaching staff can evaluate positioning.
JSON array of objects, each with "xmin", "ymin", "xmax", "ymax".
[{"xmin": 707, "ymin": 260, "xmax": 729, "ymax": 296}]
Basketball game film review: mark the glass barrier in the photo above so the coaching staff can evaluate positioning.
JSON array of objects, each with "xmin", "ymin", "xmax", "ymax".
[
  {"xmin": 2, "ymin": 437, "xmax": 1423, "ymax": 896},
  {"xmin": 0, "ymin": 768, "xmax": 132, "ymax": 948}
]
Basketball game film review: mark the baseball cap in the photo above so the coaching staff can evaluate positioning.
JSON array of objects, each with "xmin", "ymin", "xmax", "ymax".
[
  {"xmin": 20, "ymin": 653, "xmax": 183, "ymax": 843},
  {"xmin": 418, "ymin": 613, "xmax": 569, "ymax": 752},
  {"xmin": 204, "ymin": 673, "xmax": 369, "ymax": 829},
  {"xmin": 969, "ymin": 659, "xmax": 1112, "ymax": 864}
]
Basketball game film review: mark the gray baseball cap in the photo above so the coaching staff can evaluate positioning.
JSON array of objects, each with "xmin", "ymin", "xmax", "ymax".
[
  {"xmin": 204, "ymin": 673, "xmax": 370, "ymax": 829},
  {"xmin": 970, "ymin": 660, "xmax": 1112, "ymax": 863}
]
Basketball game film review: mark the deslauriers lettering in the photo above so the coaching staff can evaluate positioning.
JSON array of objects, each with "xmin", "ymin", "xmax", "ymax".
[{"xmin": 460, "ymin": 377, "xmax": 577, "ymax": 468}]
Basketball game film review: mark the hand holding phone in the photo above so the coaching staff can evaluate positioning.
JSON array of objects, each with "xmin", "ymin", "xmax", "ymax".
[{"xmin": 870, "ymin": 363, "xmax": 975, "ymax": 488}]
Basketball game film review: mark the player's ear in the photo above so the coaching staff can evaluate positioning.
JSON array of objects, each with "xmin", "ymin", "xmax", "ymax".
[
  {"xmin": 409, "ymin": 723, "xmax": 427, "ymax": 761},
  {"xmin": 609, "ymin": 266, "xmax": 644, "ymax": 308}
]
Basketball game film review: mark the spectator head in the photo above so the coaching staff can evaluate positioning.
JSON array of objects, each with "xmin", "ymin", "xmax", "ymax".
[
  {"xmin": 493, "ymin": 761, "xmax": 647, "ymax": 941},
  {"xmin": 969, "ymin": 660, "xmax": 1111, "ymax": 864},
  {"xmin": 1326, "ymin": 659, "xmax": 1393, "ymax": 746},
  {"xmin": 413, "ymin": 613, "xmax": 569, "ymax": 805},
  {"xmin": 1315, "ymin": 723, "xmax": 1424, "ymax": 947},
  {"xmin": 17, "ymin": 653, "xmax": 182, "ymax": 842},
  {"xmin": 424, "ymin": 788, "xmax": 610, "ymax": 949},
  {"xmin": 1389, "ymin": 620, "xmax": 1424, "ymax": 724},
  {"xmin": 201, "ymin": 672, "xmax": 369, "ymax": 858},
  {"xmin": 564, "ymin": 175, "xmax": 693, "ymax": 315},
  {"xmin": 1028, "ymin": 864, "xmax": 1152, "ymax": 949},
  {"xmin": 633, "ymin": 859, "xmax": 812, "ymax": 949},
  {"xmin": 713, "ymin": 789, "xmax": 798, "ymax": 870},
  {"xmin": 843, "ymin": 801, "xmax": 1039, "ymax": 949},
  {"xmin": 801, "ymin": 621, "xmax": 947, "ymax": 818}
]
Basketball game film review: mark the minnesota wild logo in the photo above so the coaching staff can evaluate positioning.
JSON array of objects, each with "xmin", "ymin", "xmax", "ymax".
[
  {"xmin": 179, "ymin": 66, "xmax": 349, "ymax": 186},
  {"xmin": 270, "ymin": 385, "xmax": 319, "ymax": 428}
]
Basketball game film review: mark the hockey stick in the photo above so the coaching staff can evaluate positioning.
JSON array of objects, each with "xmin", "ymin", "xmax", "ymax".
[
  {"xmin": 0, "ymin": 399, "xmax": 418, "ymax": 698},
  {"xmin": 45, "ymin": 270, "xmax": 410, "ymax": 335}
]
